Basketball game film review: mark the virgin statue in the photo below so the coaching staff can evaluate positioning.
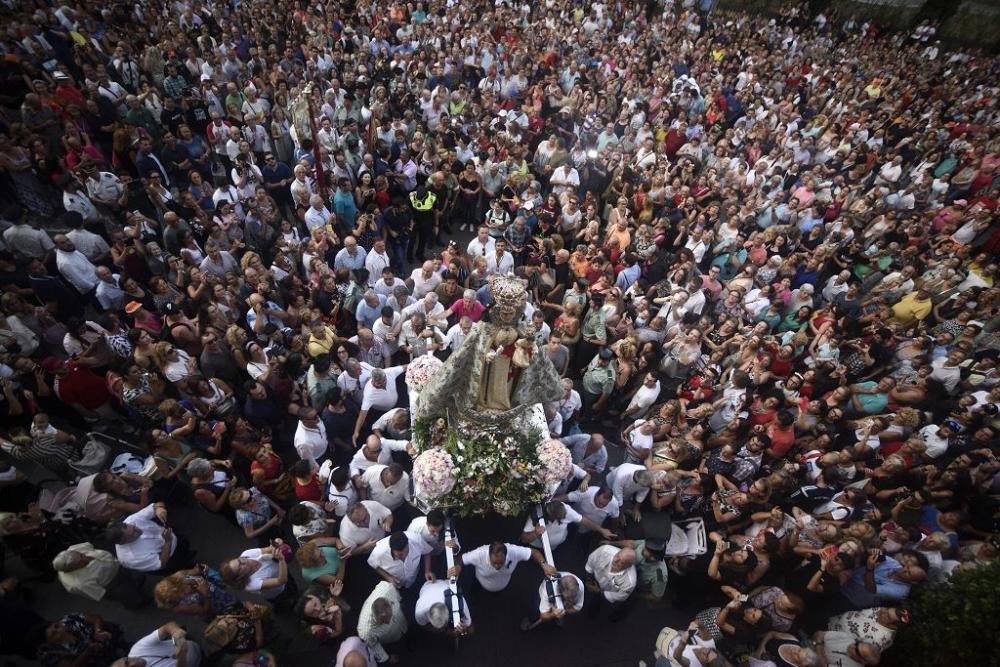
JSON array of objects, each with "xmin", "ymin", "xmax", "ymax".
[{"xmin": 414, "ymin": 274, "xmax": 562, "ymax": 418}]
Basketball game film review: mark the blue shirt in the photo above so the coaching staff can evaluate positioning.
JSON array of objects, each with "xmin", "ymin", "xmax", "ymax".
[
  {"xmin": 841, "ymin": 557, "xmax": 911, "ymax": 609},
  {"xmin": 355, "ymin": 295, "xmax": 387, "ymax": 329},
  {"xmin": 333, "ymin": 190, "xmax": 359, "ymax": 232}
]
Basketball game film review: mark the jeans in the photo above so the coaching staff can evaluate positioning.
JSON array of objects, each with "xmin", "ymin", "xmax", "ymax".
[{"xmin": 388, "ymin": 238, "xmax": 409, "ymax": 273}]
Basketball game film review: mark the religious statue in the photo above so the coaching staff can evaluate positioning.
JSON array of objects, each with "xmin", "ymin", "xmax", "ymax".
[{"xmin": 415, "ymin": 274, "xmax": 562, "ymax": 419}]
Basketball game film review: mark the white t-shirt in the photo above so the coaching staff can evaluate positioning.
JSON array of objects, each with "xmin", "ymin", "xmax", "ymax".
[
  {"xmin": 339, "ymin": 500, "xmax": 392, "ymax": 548},
  {"xmin": 294, "ymin": 420, "xmax": 329, "ymax": 464},
  {"xmin": 362, "ymin": 464, "xmax": 411, "ymax": 510},
  {"xmin": 566, "ymin": 486, "xmax": 620, "ymax": 532},
  {"xmin": 367, "ymin": 531, "xmax": 431, "ymax": 588},
  {"xmin": 461, "ymin": 543, "xmax": 532, "ymax": 592},
  {"xmin": 414, "ymin": 579, "xmax": 472, "ymax": 627},
  {"xmin": 127, "ymin": 629, "xmax": 202, "ymax": 667},
  {"xmin": 627, "ymin": 381, "xmax": 661, "ymax": 417},
  {"xmin": 522, "ymin": 506, "xmax": 583, "ymax": 550},
  {"xmin": 537, "ymin": 571, "xmax": 585, "ymax": 614},
  {"xmin": 361, "ymin": 366, "xmax": 406, "ymax": 412},
  {"xmin": 585, "ymin": 545, "xmax": 636, "ymax": 602},
  {"xmin": 240, "ymin": 548, "xmax": 283, "ymax": 598},
  {"xmin": 410, "ymin": 269, "xmax": 442, "ymax": 299}
]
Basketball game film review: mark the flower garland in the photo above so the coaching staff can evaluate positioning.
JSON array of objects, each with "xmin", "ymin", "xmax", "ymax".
[
  {"xmin": 535, "ymin": 439, "xmax": 572, "ymax": 486},
  {"xmin": 405, "ymin": 354, "xmax": 444, "ymax": 391},
  {"xmin": 411, "ymin": 448, "xmax": 457, "ymax": 500},
  {"xmin": 412, "ymin": 417, "xmax": 549, "ymax": 516}
]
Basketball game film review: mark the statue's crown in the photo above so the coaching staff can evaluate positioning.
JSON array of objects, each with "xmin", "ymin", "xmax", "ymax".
[{"xmin": 488, "ymin": 273, "xmax": 526, "ymax": 308}]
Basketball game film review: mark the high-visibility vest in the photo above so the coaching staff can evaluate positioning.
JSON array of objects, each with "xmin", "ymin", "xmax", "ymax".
[{"xmin": 409, "ymin": 191, "xmax": 436, "ymax": 211}]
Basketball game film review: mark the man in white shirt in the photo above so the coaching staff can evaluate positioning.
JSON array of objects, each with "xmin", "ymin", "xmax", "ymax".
[
  {"xmin": 606, "ymin": 462, "xmax": 655, "ymax": 512},
  {"xmin": 549, "ymin": 163, "xmax": 580, "ymax": 198},
  {"xmin": 374, "ymin": 266, "xmax": 406, "ymax": 298},
  {"xmin": 623, "ymin": 373, "xmax": 661, "ymax": 419},
  {"xmin": 362, "ymin": 462, "xmax": 411, "ymax": 511},
  {"xmin": 444, "ymin": 316, "xmax": 474, "ymax": 352},
  {"xmin": 560, "ymin": 485, "xmax": 621, "ymax": 533},
  {"xmin": 368, "ymin": 530, "xmax": 433, "ymax": 589},
  {"xmin": 113, "ymin": 622, "xmax": 200, "ymax": 667},
  {"xmin": 354, "ymin": 365, "xmax": 407, "ymax": 444},
  {"xmin": 562, "ymin": 433, "xmax": 609, "ymax": 475},
  {"xmin": 585, "ymin": 544, "xmax": 637, "ymax": 612},
  {"xmin": 408, "ymin": 261, "xmax": 442, "ymax": 298},
  {"xmin": 449, "ymin": 541, "xmax": 555, "ymax": 592},
  {"xmin": 339, "ymin": 500, "xmax": 394, "ymax": 554},
  {"xmin": 109, "ymin": 503, "xmax": 184, "ymax": 573},
  {"xmin": 305, "ymin": 194, "xmax": 335, "ymax": 232},
  {"xmin": 294, "ymin": 408, "xmax": 330, "ymax": 465},
  {"xmin": 53, "ymin": 234, "xmax": 99, "ymax": 296},
  {"xmin": 3, "ymin": 214, "xmax": 55, "ymax": 259},
  {"xmin": 485, "ymin": 238, "xmax": 515, "ymax": 276},
  {"xmin": 466, "ymin": 226, "xmax": 496, "ymax": 259},
  {"xmin": 401, "ymin": 292, "xmax": 447, "ymax": 328},
  {"xmin": 65, "ymin": 215, "xmax": 109, "ymax": 261},
  {"xmin": 349, "ymin": 434, "xmax": 412, "ymax": 482},
  {"xmin": 335, "ymin": 236, "xmax": 368, "ymax": 272},
  {"xmin": 415, "ymin": 579, "xmax": 472, "ymax": 632},
  {"xmin": 364, "ymin": 240, "xmax": 392, "ymax": 286},
  {"xmin": 520, "ymin": 571, "xmax": 585, "ymax": 630},
  {"xmin": 94, "ymin": 266, "xmax": 126, "ymax": 312}
]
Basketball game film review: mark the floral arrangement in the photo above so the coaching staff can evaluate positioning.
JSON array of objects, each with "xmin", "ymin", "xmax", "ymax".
[
  {"xmin": 536, "ymin": 439, "xmax": 572, "ymax": 486},
  {"xmin": 405, "ymin": 354, "xmax": 444, "ymax": 391},
  {"xmin": 411, "ymin": 448, "xmax": 457, "ymax": 500},
  {"xmin": 412, "ymin": 416, "xmax": 550, "ymax": 516}
]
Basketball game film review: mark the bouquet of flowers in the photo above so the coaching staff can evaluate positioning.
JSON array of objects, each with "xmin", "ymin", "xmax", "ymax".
[
  {"xmin": 536, "ymin": 439, "xmax": 572, "ymax": 485},
  {"xmin": 412, "ymin": 448, "xmax": 457, "ymax": 500},
  {"xmin": 405, "ymin": 354, "xmax": 444, "ymax": 392},
  {"xmin": 412, "ymin": 416, "xmax": 549, "ymax": 516}
]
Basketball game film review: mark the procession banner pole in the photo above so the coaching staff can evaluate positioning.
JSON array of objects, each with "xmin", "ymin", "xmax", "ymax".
[
  {"xmin": 443, "ymin": 514, "xmax": 465, "ymax": 634},
  {"xmin": 531, "ymin": 503, "xmax": 564, "ymax": 613}
]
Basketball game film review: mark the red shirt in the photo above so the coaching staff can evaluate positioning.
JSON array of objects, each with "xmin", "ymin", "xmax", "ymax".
[
  {"xmin": 54, "ymin": 361, "xmax": 111, "ymax": 410},
  {"xmin": 294, "ymin": 474, "xmax": 323, "ymax": 502}
]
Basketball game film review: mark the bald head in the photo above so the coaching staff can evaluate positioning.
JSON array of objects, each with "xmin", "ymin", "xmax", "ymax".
[{"xmin": 342, "ymin": 651, "xmax": 369, "ymax": 667}]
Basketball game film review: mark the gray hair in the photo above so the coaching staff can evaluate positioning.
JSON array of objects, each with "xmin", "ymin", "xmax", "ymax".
[
  {"xmin": 559, "ymin": 575, "xmax": 580, "ymax": 607},
  {"xmin": 371, "ymin": 368, "xmax": 387, "ymax": 383},
  {"xmin": 345, "ymin": 358, "xmax": 361, "ymax": 373},
  {"xmin": 635, "ymin": 470, "xmax": 654, "ymax": 487},
  {"xmin": 463, "ymin": 289, "xmax": 476, "ymax": 299},
  {"xmin": 427, "ymin": 602, "xmax": 449, "ymax": 629},
  {"xmin": 186, "ymin": 457, "xmax": 213, "ymax": 479}
]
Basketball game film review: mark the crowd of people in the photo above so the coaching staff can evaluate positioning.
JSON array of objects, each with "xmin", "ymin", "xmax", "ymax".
[{"xmin": 1, "ymin": 0, "xmax": 999, "ymax": 665}]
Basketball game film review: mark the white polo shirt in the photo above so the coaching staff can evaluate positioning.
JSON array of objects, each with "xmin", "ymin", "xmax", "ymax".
[
  {"xmin": 566, "ymin": 486, "xmax": 620, "ymax": 532},
  {"xmin": 460, "ymin": 543, "xmax": 532, "ymax": 592},
  {"xmin": 415, "ymin": 579, "xmax": 472, "ymax": 627},
  {"xmin": 362, "ymin": 464, "xmax": 411, "ymax": 510},
  {"xmin": 238, "ymin": 547, "xmax": 284, "ymax": 599},
  {"xmin": 348, "ymin": 438, "xmax": 408, "ymax": 478},
  {"xmin": 410, "ymin": 269, "xmax": 442, "ymax": 299},
  {"xmin": 115, "ymin": 505, "xmax": 177, "ymax": 572},
  {"xmin": 585, "ymin": 545, "xmax": 636, "ymax": 603},
  {"xmin": 294, "ymin": 420, "xmax": 329, "ymax": 464},
  {"xmin": 361, "ymin": 366, "xmax": 406, "ymax": 412},
  {"xmin": 367, "ymin": 530, "xmax": 432, "ymax": 588},
  {"xmin": 127, "ymin": 629, "xmax": 202, "ymax": 667},
  {"xmin": 466, "ymin": 235, "xmax": 496, "ymax": 258},
  {"xmin": 522, "ymin": 506, "xmax": 583, "ymax": 550},
  {"xmin": 606, "ymin": 463, "xmax": 650, "ymax": 506},
  {"xmin": 338, "ymin": 500, "xmax": 392, "ymax": 549},
  {"xmin": 537, "ymin": 572, "xmax": 585, "ymax": 614}
]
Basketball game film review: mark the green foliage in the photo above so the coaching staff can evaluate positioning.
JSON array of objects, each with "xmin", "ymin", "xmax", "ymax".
[
  {"xmin": 412, "ymin": 416, "xmax": 547, "ymax": 516},
  {"xmin": 885, "ymin": 561, "xmax": 1000, "ymax": 666}
]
